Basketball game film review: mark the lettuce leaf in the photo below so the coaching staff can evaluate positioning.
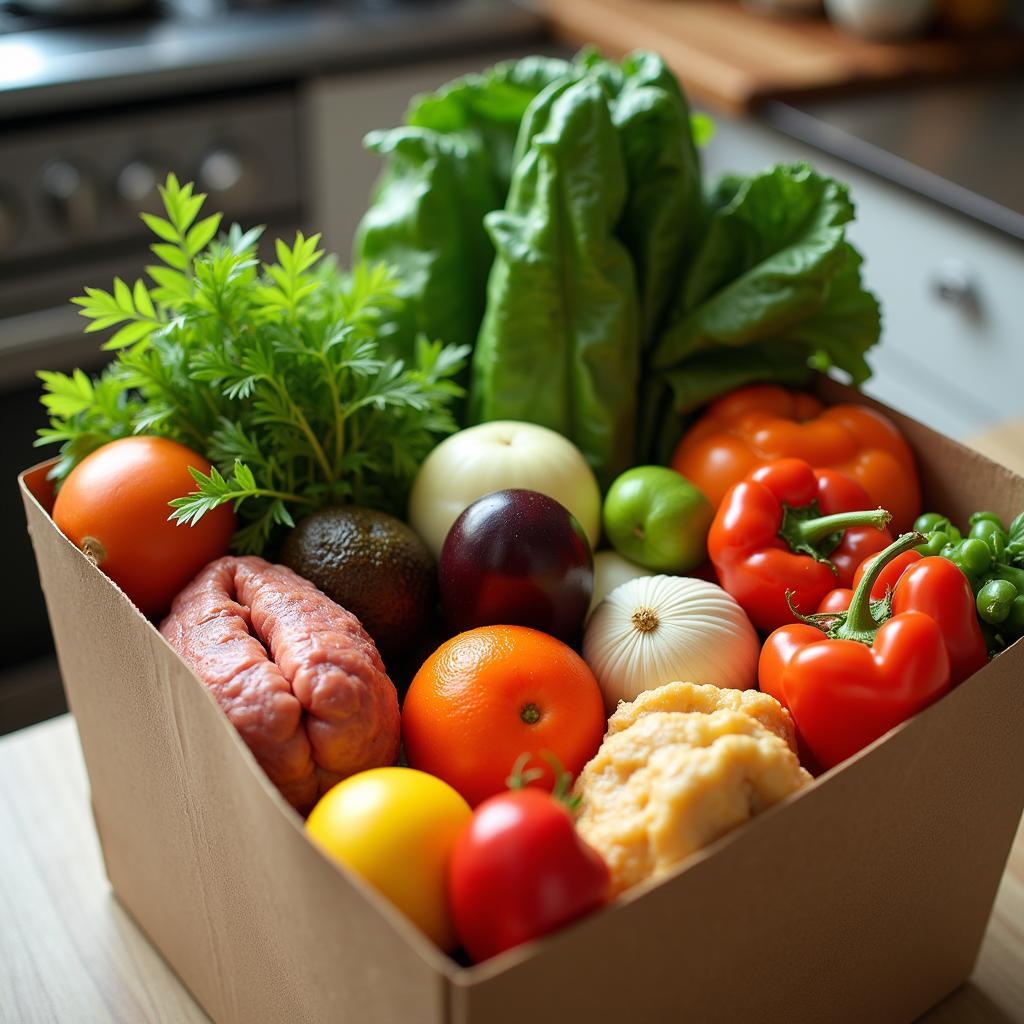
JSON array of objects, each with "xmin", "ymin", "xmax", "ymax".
[
  {"xmin": 608, "ymin": 51, "xmax": 705, "ymax": 348},
  {"xmin": 468, "ymin": 76, "xmax": 640, "ymax": 487},
  {"xmin": 653, "ymin": 162, "xmax": 879, "ymax": 378},
  {"xmin": 406, "ymin": 56, "xmax": 574, "ymax": 197},
  {"xmin": 634, "ymin": 162, "xmax": 880, "ymax": 459},
  {"xmin": 354, "ymin": 128, "xmax": 498, "ymax": 365},
  {"xmin": 355, "ymin": 57, "xmax": 575, "ymax": 368}
]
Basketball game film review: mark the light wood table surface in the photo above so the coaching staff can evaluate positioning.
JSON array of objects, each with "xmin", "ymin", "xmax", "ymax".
[
  {"xmin": 1, "ymin": 714, "xmax": 1022, "ymax": 1024},
  {"xmin": 969, "ymin": 422, "xmax": 1024, "ymax": 479}
]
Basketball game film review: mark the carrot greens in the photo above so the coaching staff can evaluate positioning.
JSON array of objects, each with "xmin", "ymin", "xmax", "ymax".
[{"xmin": 37, "ymin": 175, "xmax": 469, "ymax": 554}]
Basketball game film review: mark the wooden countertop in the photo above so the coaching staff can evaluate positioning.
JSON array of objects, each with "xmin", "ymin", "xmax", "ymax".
[
  {"xmin": 543, "ymin": 0, "xmax": 1024, "ymax": 114},
  {"xmin": 1, "ymin": 714, "xmax": 1023, "ymax": 1023}
]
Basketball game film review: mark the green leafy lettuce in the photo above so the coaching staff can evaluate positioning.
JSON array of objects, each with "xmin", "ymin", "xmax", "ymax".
[
  {"xmin": 355, "ymin": 128, "xmax": 497, "ymax": 366},
  {"xmin": 600, "ymin": 50, "xmax": 705, "ymax": 348},
  {"xmin": 468, "ymin": 77, "xmax": 640, "ymax": 488},
  {"xmin": 354, "ymin": 57, "xmax": 574, "ymax": 366},
  {"xmin": 653, "ymin": 162, "xmax": 880, "ymax": 382},
  {"xmin": 358, "ymin": 53, "xmax": 880, "ymax": 483}
]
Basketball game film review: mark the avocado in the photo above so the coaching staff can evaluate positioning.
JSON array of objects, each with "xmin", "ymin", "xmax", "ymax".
[{"xmin": 281, "ymin": 506, "xmax": 436, "ymax": 663}]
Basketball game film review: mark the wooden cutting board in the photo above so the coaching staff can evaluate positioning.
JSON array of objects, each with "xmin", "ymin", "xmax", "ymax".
[{"xmin": 543, "ymin": 0, "xmax": 1024, "ymax": 112}]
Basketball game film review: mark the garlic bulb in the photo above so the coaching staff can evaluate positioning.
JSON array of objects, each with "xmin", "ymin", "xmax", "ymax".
[{"xmin": 583, "ymin": 575, "xmax": 759, "ymax": 713}]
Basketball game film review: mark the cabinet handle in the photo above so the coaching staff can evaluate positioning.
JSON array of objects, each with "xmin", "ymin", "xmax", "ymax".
[{"xmin": 931, "ymin": 259, "xmax": 981, "ymax": 315}]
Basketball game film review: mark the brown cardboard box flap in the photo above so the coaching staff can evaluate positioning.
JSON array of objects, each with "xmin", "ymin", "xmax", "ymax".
[
  {"xmin": 452, "ymin": 652, "xmax": 1024, "ymax": 1023},
  {"xmin": 20, "ymin": 463, "xmax": 455, "ymax": 1024},
  {"xmin": 20, "ymin": 377, "xmax": 1024, "ymax": 1023}
]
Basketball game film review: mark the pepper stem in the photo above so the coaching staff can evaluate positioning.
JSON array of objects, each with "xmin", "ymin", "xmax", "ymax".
[
  {"xmin": 777, "ymin": 502, "xmax": 892, "ymax": 568},
  {"xmin": 789, "ymin": 508, "xmax": 892, "ymax": 547},
  {"xmin": 831, "ymin": 532, "xmax": 925, "ymax": 644}
]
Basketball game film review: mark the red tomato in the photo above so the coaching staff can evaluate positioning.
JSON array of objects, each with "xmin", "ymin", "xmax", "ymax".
[
  {"xmin": 448, "ymin": 789, "xmax": 610, "ymax": 962},
  {"xmin": 52, "ymin": 436, "xmax": 235, "ymax": 617}
]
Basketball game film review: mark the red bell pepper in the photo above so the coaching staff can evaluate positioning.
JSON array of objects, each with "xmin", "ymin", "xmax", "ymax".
[
  {"xmin": 759, "ymin": 533, "xmax": 956, "ymax": 771},
  {"xmin": 708, "ymin": 457, "xmax": 893, "ymax": 632},
  {"xmin": 817, "ymin": 548, "xmax": 987, "ymax": 686}
]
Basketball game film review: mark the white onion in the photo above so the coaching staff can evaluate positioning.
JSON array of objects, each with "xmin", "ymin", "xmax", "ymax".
[
  {"xmin": 583, "ymin": 575, "xmax": 759, "ymax": 713},
  {"xmin": 409, "ymin": 420, "xmax": 601, "ymax": 559}
]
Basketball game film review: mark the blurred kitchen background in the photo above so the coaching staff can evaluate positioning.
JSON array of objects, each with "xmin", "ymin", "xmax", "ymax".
[{"xmin": 2, "ymin": 0, "xmax": 1022, "ymax": 733}]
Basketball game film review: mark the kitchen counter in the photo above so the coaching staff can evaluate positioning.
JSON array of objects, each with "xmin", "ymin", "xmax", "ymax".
[
  {"xmin": 2, "ymin": 714, "xmax": 1023, "ymax": 1023},
  {"xmin": 762, "ymin": 78, "xmax": 1024, "ymax": 244},
  {"xmin": 0, "ymin": 0, "xmax": 545, "ymax": 119},
  {"xmin": 544, "ymin": 0, "xmax": 1024, "ymax": 244}
]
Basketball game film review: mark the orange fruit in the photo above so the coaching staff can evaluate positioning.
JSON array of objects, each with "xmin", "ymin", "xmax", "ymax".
[
  {"xmin": 53, "ymin": 436, "xmax": 235, "ymax": 617},
  {"xmin": 402, "ymin": 625, "xmax": 606, "ymax": 807}
]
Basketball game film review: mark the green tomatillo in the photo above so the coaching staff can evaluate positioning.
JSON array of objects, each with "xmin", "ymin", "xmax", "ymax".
[{"xmin": 602, "ymin": 465, "xmax": 713, "ymax": 573}]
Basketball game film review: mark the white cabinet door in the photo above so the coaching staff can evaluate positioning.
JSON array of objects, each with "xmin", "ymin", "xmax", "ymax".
[{"xmin": 702, "ymin": 115, "xmax": 1024, "ymax": 441}]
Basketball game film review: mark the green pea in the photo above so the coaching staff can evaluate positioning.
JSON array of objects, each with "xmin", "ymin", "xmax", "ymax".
[
  {"xmin": 968, "ymin": 511, "xmax": 1005, "ymax": 530},
  {"xmin": 977, "ymin": 579, "xmax": 1017, "ymax": 625},
  {"xmin": 916, "ymin": 532, "xmax": 950, "ymax": 557},
  {"xmin": 969, "ymin": 518, "xmax": 1008, "ymax": 560},
  {"xmin": 957, "ymin": 538, "xmax": 993, "ymax": 576},
  {"xmin": 920, "ymin": 515, "xmax": 962, "ymax": 543},
  {"xmin": 914, "ymin": 513, "xmax": 949, "ymax": 534}
]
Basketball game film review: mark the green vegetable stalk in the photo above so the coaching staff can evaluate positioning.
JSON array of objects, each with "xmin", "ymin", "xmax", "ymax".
[{"xmin": 37, "ymin": 176, "xmax": 469, "ymax": 554}]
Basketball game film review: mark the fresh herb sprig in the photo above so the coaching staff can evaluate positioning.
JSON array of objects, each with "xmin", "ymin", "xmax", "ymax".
[{"xmin": 37, "ymin": 174, "xmax": 469, "ymax": 554}]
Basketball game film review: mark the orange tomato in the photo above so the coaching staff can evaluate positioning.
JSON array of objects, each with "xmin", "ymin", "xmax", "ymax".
[
  {"xmin": 52, "ymin": 436, "xmax": 235, "ymax": 617},
  {"xmin": 402, "ymin": 625, "xmax": 606, "ymax": 807}
]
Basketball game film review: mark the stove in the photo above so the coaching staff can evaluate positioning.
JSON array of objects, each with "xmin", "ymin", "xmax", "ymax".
[
  {"xmin": 0, "ymin": 0, "xmax": 542, "ymax": 115},
  {"xmin": 0, "ymin": 0, "xmax": 546, "ymax": 730}
]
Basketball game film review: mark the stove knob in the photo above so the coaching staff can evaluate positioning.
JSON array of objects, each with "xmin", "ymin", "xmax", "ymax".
[
  {"xmin": 198, "ymin": 147, "xmax": 248, "ymax": 201},
  {"xmin": 0, "ymin": 194, "xmax": 19, "ymax": 252},
  {"xmin": 117, "ymin": 159, "xmax": 164, "ymax": 216},
  {"xmin": 40, "ymin": 160, "xmax": 100, "ymax": 236}
]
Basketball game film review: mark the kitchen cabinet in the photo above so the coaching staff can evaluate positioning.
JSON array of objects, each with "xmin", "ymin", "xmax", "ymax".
[{"xmin": 702, "ymin": 115, "xmax": 1024, "ymax": 441}]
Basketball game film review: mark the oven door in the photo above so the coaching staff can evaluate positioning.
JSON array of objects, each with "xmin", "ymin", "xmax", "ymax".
[
  {"xmin": 0, "ymin": 87, "xmax": 305, "ymax": 732},
  {"xmin": 1, "ymin": 304, "xmax": 106, "ymax": 732}
]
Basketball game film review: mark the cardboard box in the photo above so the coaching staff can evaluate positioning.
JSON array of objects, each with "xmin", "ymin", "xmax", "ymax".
[{"xmin": 19, "ymin": 380, "xmax": 1024, "ymax": 1024}]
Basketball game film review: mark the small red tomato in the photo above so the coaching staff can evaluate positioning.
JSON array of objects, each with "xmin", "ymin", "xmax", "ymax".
[
  {"xmin": 53, "ymin": 436, "xmax": 235, "ymax": 617},
  {"xmin": 448, "ymin": 789, "xmax": 610, "ymax": 962}
]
